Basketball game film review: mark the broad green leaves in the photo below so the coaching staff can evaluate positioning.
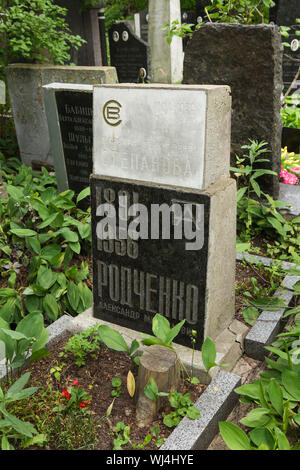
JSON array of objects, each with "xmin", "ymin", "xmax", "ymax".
[{"xmin": 141, "ymin": 314, "xmax": 185, "ymax": 349}]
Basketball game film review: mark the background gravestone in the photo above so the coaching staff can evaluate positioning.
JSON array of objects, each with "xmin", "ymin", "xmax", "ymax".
[
  {"xmin": 183, "ymin": 23, "xmax": 283, "ymax": 198},
  {"xmin": 108, "ymin": 22, "xmax": 150, "ymax": 83},
  {"xmin": 270, "ymin": 0, "xmax": 300, "ymax": 93},
  {"xmin": 43, "ymin": 83, "xmax": 94, "ymax": 209},
  {"xmin": 54, "ymin": 0, "xmax": 104, "ymax": 66},
  {"xmin": 0, "ymin": 80, "xmax": 5, "ymax": 105}
]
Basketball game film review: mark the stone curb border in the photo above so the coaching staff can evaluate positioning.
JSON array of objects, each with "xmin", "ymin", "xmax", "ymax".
[
  {"xmin": 236, "ymin": 252, "xmax": 300, "ymax": 361},
  {"xmin": 161, "ymin": 369, "xmax": 241, "ymax": 450}
]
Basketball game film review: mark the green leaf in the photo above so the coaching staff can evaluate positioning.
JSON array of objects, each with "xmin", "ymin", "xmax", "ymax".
[
  {"xmin": 27, "ymin": 237, "xmax": 41, "ymax": 255},
  {"xmin": 10, "ymin": 228, "xmax": 37, "ymax": 237},
  {"xmin": 249, "ymin": 427, "xmax": 274, "ymax": 450},
  {"xmin": 274, "ymin": 427, "xmax": 291, "ymax": 450},
  {"xmin": 6, "ymin": 372, "xmax": 31, "ymax": 397},
  {"xmin": 76, "ymin": 187, "xmax": 90, "ymax": 204},
  {"xmin": 219, "ymin": 422, "xmax": 252, "ymax": 450},
  {"xmin": 281, "ymin": 369, "xmax": 300, "ymax": 400},
  {"xmin": 152, "ymin": 314, "xmax": 170, "ymax": 343},
  {"xmin": 16, "ymin": 312, "xmax": 44, "ymax": 340},
  {"xmin": 59, "ymin": 228, "xmax": 79, "ymax": 243},
  {"xmin": 241, "ymin": 307, "xmax": 259, "ymax": 326},
  {"xmin": 0, "ymin": 408, "xmax": 35, "ymax": 438},
  {"xmin": 98, "ymin": 325, "xmax": 129, "ymax": 352},
  {"xmin": 186, "ymin": 406, "xmax": 200, "ymax": 420},
  {"xmin": 240, "ymin": 408, "xmax": 271, "ymax": 428},
  {"xmin": 43, "ymin": 294, "xmax": 59, "ymax": 322},
  {"xmin": 36, "ymin": 265, "xmax": 57, "ymax": 290},
  {"xmin": 165, "ymin": 319, "xmax": 185, "ymax": 345},
  {"xmin": 201, "ymin": 337, "xmax": 217, "ymax": 372},
  {"xmin": 40, "ymin": 244, "xmax": 61, "ymax": 261},
  {"xmin": 268, "ymin": 380, "xmax": 283, "ymax": 416},
  {"xmin": 67, "ymin": 281, "xmax": 80, "ymax": 311}
]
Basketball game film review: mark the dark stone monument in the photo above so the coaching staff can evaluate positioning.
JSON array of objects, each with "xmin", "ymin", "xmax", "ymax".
[
  {"xmin": 91, "ymin": 174, "xmax": 210, "ymax": 349},
  {"xmin": 108, "ymin": 22, "xmax": 150, "ymax": 83},
  {"xmin": 183, "ymin": 23, "xmax": 283, "ymax": 198},
  {"xmin": 139, "ymin": 10, "xmax": 149, "ymax": 43},
  {"xmin": 55, "ymin": 90, "xmax": 93, "ymax": 207},
  {"xmin": 270, "ymin": 0, "xmax": 300, "ymax": 93},
  {"xmin": 54, "ymin": 0, "xmax": 103, "ymax": 66}
]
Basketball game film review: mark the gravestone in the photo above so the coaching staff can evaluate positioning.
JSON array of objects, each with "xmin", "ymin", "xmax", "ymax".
[
  {"xmin": 181, "ymin": 11, "xmax": 197, "ymax": 51},
  {"xmin": 54, "ymin": 0, "xmax": 104, "ymax": 66},
  {"xmin": 91, "ymin": 83, "xmax": 236, "ymax": 348},
  {"xmin": 134, "ymin": 11, "xmax": 149, "ymax": 42},
  {"xmin": 43, "ymin": 83, "xmax": 93, "ymax": 208},
  {"xmin": 0, "ymin": 80, "xmax": 5, "ymax": 105},
  {"xmin": 93, "ymin": 84, "xmax": 231, "ymax": 189},
  {"xmin": 90, "ymin": 175, "xmax": 236, "ymax": 349},
  {"xmin": 183, "ymin": 23, "xmax": 283, "ymax": 198},
  {"xmin": 108, "ymin": 22, "xmax": 150, "ymax": 83},
  {"xmin": 270, "ymin": 0, "xmax": 300, "ymax": 93},
  {"xmin": 6, "ymin": 65, "xmax": 118, "ymax": 167},
  {"xmin": 148, "ymin": 0, "xmax": 183, "ymax": 83}
]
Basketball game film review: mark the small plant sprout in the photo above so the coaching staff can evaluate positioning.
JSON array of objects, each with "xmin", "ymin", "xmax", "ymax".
[{"xmin": 111, "ymin": 378, "xmax": 122, "ymax": 398}]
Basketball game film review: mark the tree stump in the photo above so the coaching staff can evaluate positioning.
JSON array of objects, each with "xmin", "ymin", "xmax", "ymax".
[{"xmin": 136, "ymin": 344, "xmax": 180, "ymax": 427}]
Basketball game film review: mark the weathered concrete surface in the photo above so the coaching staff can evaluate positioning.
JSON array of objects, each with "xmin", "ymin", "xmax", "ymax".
[
  {"xmin": 6, "ymin": 64, "xmax": 118, "ymax": 166},
  {"xmin": 183, "ymin": 23, "xmax": 283, "ymax": 198},
  {"xmin": 148, "ymin": 0, "xmax": 183, "ymax": 83}
]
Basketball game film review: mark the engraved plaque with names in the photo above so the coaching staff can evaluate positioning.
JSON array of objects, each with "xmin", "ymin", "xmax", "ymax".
[
  {"xmin": 56, "ymin": 91, "xmax": 93, "ymax": 207},
  {"xmin": 91, "ymin": 175, "xmax": 210, "ymax": 349}
]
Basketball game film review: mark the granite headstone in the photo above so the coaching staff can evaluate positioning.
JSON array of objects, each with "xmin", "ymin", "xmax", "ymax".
[
  {"xmin": 91, "ymin": 83, "xmax": 236, "ymax": 347},
  {"xmin": 270, "ymin": 0, "xmax": 300, "ymax": 93},
  {"xmin": 183, "ymin": 23, "xmax": 283, "ymax": 198},
  {"xmin": 108, "ymin": 22, "xmax": 150, "ymax": 83},
  {"xmin": 43, "ymin": 83, "xmax": 94, "ymax": 208},
  {"xmin": 90, "ymin": 174, "xmax": 236, "ymax": 349}
]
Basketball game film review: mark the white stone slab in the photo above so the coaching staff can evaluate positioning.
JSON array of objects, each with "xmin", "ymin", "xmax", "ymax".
[{"xmin": 93, "ymin": 84, "xmax": 231, "ymax": 190}]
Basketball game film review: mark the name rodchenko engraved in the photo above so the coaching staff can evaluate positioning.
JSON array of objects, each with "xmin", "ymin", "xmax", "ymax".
[{"xmin": 91, "ymin": 176, "xmax": 210, "ymax": 349}]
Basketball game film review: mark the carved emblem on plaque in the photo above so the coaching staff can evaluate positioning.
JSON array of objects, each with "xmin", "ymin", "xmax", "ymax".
[{"xmin": 103, "ymin": 100, "xmax": 122, "ymax": 127}]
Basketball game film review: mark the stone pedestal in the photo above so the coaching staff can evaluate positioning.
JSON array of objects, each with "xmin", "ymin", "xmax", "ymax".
[{"xmin": 148, "ymin": 0, "xmax": 183, "ymax": 83}]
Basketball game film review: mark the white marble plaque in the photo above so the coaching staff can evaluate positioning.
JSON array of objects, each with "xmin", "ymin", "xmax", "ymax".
[{"xmin": 93, "ymin": 85, "xmax": 207, "ymax": 189}]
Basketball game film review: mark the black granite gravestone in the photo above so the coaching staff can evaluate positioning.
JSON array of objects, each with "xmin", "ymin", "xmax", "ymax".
[
  {"xmin": 139, "ymin": 10, "xmax": 149, "ymax": 43},
  {"xmin": 108, "ymin": 22, "xmax": 150, "ymax": 83},
  {"xmin": 91, "ymin": 175, "xmax": 210, "ymax": 350},
  {"xmin": 183, "ymin": 23, "xmax": 283, "ymax": 198},
  {"xmin": 270, "ymin": 0, "xmax": 300, "ymax": 93},
  {"xmin": 56, "ymin": 91, "xmax": 93, "ymax": 208}
]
